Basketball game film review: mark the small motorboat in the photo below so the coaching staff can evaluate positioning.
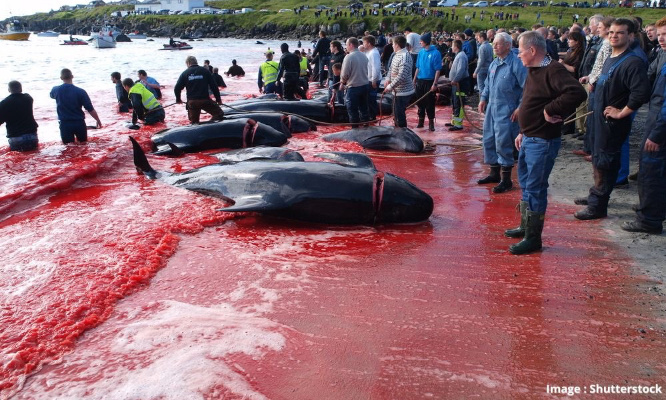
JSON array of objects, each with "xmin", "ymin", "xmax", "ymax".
[
  {"xmin": 160, "ymin": 41, "xmax": 192, "ymax": 50},
  {"xmin": 37, "ymin": 30, "xmax": 60, "ymax": 37},
  {"xmin": 91, "ymin": 26, "xmax": 116, "ymax": 48},
  {"xmin": 62, "ymin": 38, "xmax": 88, "ymax": 45},
  {"xmin": 0, "ymin": 20, "xmax": 31, "ymax": 41},
  {"xmin": 256, "ymin": 40, "xmax": 264, "ymax": 44},
  {"xmin": 128, "ymin": 32, "xmax": 147, "ymax": 39}
]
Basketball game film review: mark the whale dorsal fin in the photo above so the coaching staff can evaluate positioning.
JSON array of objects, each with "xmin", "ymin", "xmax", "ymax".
[{"xmin": 315, "ymin": 152, "xmax": 376, "ymax": 170}]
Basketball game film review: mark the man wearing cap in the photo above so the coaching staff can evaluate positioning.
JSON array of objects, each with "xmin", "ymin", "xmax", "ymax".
[
  {"xmin": 258, "ymin": 50, "xmax": 280, "ymax": 95},
  {"xmin": 413, "ymin": 32, "xmax": 442, "ymax": 131},
  {"xmin": 277, "ymin": 43, "xmax": 302, "ymax": 100}
]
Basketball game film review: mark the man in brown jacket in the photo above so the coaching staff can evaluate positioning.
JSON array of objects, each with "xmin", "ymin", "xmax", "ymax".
[{"xmin": 504, "ymin": 31, "xmax": 587, "ymax": 255}]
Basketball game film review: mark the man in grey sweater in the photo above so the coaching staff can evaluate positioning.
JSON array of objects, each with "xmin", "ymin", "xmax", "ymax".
[
  {"xmin": 448, "ymin": 40, "xmax": 469, "ymax": 131},
  {"xmin": 341, "ymin": 37, "xmax": 370, "ymax": 125}
]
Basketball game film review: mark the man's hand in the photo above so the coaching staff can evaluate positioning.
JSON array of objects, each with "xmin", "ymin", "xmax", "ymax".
[
  {"xmin": 603, "ymin": 106, "xmax": 623, "ymax": 120},
  {"xmin": 510, "ymin": 107, "xmax": 520, "ymax": 122},
  {"xmin": 95, "ymin": 120, "xmax": 102, "ymax": 129},
  {"xmin": 644, "ymin": 138, "xmax": 660, "ymax": 152},
  {"xmin": 430, "ymin": 84, "xmax": 437, "ymax": 93},
  {"xmin": 515, "ymin": 133, "xmax": 523, "ymax": 151},
  {"xmin": 176, "ymin": 99, "xmax": 183, "ymax": 104},
  {"xmin": 579, "ymin": 76, "xmax": 589, "ymax": 84},
  {"xmin": 478, "ymin": 100, "xmax": 486, "ymax": 114},
  {"xmin": 543, "ymin": 109, "xmax": 562, "ymax": 123},
  {"xmin": 472, "ymin": 72, "xmax": 477, "ymax": 79},
  {"xmin": 372, "ymin": 81, "xmax": 378, "ymax": 89}
]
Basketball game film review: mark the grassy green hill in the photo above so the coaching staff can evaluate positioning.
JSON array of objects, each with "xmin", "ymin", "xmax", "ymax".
[{"xmin": 12, "ymin": 2, "xmax": 665, "ymax": 37}]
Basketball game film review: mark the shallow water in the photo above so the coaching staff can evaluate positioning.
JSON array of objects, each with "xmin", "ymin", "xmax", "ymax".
[{"xmin": 1, "ymin": 35, "xmax": 665, "ymax": 399}]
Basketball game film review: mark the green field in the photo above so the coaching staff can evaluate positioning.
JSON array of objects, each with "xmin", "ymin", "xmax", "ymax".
[{"xmin": 12, "ymin": 2, "xmax": 665, "ymax": 36}]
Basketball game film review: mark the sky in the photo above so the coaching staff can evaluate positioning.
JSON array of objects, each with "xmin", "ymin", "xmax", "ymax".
[{"xmin": 1, "ymin": 1, "xmax": 81, "ymax": 21}]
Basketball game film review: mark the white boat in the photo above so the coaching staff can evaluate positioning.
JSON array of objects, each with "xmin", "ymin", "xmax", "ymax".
[
  {"xmin": 0, "ymin": 20, "xmax": 31, "ymax": 41},
  {"xmin": 127, "ymin": 32, "xmax": 147, "ymax": 39},
  {"xmin": 91, "ymin": 26, "xmax": 117, "ymax": 48},
  {"xmin": 37, "ymin": 30, "xmax": 60, "ymax": 37}
]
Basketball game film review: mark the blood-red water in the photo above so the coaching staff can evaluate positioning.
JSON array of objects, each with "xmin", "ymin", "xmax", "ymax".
[{"xmin": 2, "ymin": 84, "xmax": 665, "ymax": 399}]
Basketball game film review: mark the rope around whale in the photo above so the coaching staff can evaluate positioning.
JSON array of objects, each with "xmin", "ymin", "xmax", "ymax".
[{"xmin": 363, "ymin": 142, "xmax": 482, "ymax": 159}]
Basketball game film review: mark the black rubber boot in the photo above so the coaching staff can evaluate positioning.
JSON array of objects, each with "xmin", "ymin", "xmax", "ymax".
[
  {"xmin": 477, "ymin": 164, "xmax": 500, "ymax": 185},
  {"xmin": 417, "ymin": 117, "xmax": 425, "ymax": 128},
  {"xmin": 509, "ymin": 210, "xmax": 545, "ymax": 255},
  {"xmin": 492, "ymin": 166, "xmax": 513, "ymax": 193},
  {"xmin": 429, "ymin": 119, "xmax": 435, "ymax": 131},
  {"xmin": 505, "ymin": 201, "xmax": 528, "ymax": 238}
]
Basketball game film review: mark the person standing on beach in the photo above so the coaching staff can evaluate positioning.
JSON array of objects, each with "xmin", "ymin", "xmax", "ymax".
[
  {"xmin": 621, "ymin": 17, "xmax": 666, "ymax": 234},
  {"xmin": 174, "ymin": 56, "xmax": 223, "ymax": 124},
  {"xmin": 340, "ymin": 37, "xmax": 370, "ymax": 127},
  {"xmin": 477, "ymin": 32, "xmax": 527, "ymax": 194},
  {"xmin": 0, "ymin": 80, "xmax": 39, "ymax": 151},
  {"xmin": 506, "ymin": 31, "xmax": 586, "ymax": 255},
  {"xmin": 413, "ymin": 32, "xmax": 442, "ymax": 132},
  {"xmin": 383, "ymin": 35, "xmax": 415, "ymax": 128},
  {"xmin": 50, "ymin": 68, "xmax": 102, "ymax": 144},
  {"xmin": 312, "ymin": 31, "xmax": 331, "ymax": 88},
  {"xmin": 573, "ymin": 19, "xmax": 650, "ymax": 221}
]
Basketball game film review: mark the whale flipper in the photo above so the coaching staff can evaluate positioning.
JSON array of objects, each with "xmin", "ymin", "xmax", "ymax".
[{"xmin": 315, "ymin": 152, "xmax": 376, "ymax": 170}]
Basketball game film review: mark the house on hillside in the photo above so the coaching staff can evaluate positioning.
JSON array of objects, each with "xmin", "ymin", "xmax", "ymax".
[
  {"xmin": 134, "ymin": 0, "xmax": 205, "ymax": 13},
  {"xmin": 88, "ymin": 0, "xmax": 107, "ymax": 7}
]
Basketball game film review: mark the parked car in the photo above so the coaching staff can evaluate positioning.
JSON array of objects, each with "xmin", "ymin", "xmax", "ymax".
[
  {"xmin": 315, "ymin": 5, "xmax": 331, "ymax": 9},
  {"xmin": 349, "ymin": 2, "xmax": 364, "ymax": 8},
  {"xmin": 491, "ymin": 0, "xmax": 510, "ymax": 5},
  {"xmin": 550, "ymin": 1, "xmax": 570, "ymax": 6},
  {"xmin": 529, "ymin": 1, "xmax": 547, "ymax": 5},
  {"xmin": 473, "ymin": 1, "xmax": 489, "ymax": 5},
  {"xmin": 278, "ymin": 8, "xmax": 292, "ymax": 12},
  {"xmin": 506, "ymin": 1, "xmax": 524, "ymax": 5},
  {"xmin": 438, "ymin": 0, "xmax": 460, "ymax": 5},
  {"xmin": 428, "ymin": 0, "xmax": 439, "ymax": 5},
  {"xmin": 633, "ymin": 0, "xmax": 645, "ymax": 6},
  {"xmin": 461, "ymin": 1, "xmax": 476, "ymax": 5},
  {"xmin": 385, "ymin": 2, "xmax": 398, "ymax": 7}
]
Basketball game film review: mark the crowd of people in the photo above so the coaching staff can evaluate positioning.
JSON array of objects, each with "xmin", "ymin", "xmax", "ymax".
[{"xmin": 1, "ymin": 14, "xmax": 665, "ymax": 252}]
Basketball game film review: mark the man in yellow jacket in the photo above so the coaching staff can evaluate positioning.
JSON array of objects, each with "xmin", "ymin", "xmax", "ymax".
[
  {"xmin": 258, "ymin": 50, "xmax": 280, "ymax": 94},
  {"xmin": 123, "ymin": 78, "xmax": 165, "ymax": 128}
]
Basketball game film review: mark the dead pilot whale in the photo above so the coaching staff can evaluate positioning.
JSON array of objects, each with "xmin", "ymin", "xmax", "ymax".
[
  {"xmin": 150, "ymin": 118, "xmax": 288, "ymax": 155},
  {"xmin": 322, "ymin": 126, "xmax": 425, "ymax": 153},
  {"xmin": 130, "ymin": 137, "xmax": 433, "ymax": 225}
]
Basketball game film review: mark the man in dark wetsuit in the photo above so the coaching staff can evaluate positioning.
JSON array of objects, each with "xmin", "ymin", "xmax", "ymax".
[
  {"xmin": 276, "ymin": 43, "xmax": 302, "ymax": 100},
  {"xmin": 574, "ymin": 18, "xmax": 651, "ymax": 221},
  {"xmin": 225, "ymin": 60, "xmax": 245, "ymax": 77},
  {"xmin": 212, "ymin": 68, "xmax": 227, "ymax": 88},
  {"xmin": 174, "ymin": 56, "xmax": 223, "ymax": 124},
  {"xmin": 0, "ymin": 81, "xmax": 39, "ymax": 151},
  {"xmin": 50, "ymin": 68, "xmax": 102, "ymax": 144},
  {"xmin": 111, "ymin": 72, "xmax": 132, "ymax": 113}
]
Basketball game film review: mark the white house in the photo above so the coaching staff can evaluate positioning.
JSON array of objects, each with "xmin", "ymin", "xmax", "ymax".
[{"xmin": 134, "ymin": 0, "xmax": 204, "ymax": 13}]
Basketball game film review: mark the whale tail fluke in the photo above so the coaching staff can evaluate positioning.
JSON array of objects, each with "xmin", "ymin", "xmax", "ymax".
[{"xmin": 130, "ymin": 136, "xmax": 158, "ymax": 179}]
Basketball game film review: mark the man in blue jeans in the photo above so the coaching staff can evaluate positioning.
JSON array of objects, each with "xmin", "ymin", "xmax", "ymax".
[
  {"xmin": 312, "ymin": 30, "xmax": 331, "ymax": 88},
  {"xmin": 506, "ymin": 31, "xmax": 586, "ymax": 255},
  {"xmin": 50, "ymin": 68, "xmax": 102, "ymax": 144},
  {"xmin": 340, "ymin": 37, "xmax": 370, "ymax": 126}
]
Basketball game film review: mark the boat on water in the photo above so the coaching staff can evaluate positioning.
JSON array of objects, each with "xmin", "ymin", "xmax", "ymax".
[
  {"xmin": 127, "ymin": 32, "xmax": 147, "ymax": 39},
  {"xmin": 160, "ymin": 41, "xmax": 192, "ymax": 50},
  {"xmin": 91, "ymin": 26, "xmax": 116, "ymax": 48},
  {"xmin": 0, "ymin": 20, "xmax": 31, "ymax": 41},
  {"xmin": 37, "ymin": 30, "xmax": 60, "ymax": 37},
  {"xmin": 62, "ymin": 38, "xmax": 88, "ymax": 45}
]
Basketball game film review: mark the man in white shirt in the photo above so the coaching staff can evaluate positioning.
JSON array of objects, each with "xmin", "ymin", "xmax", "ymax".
[
  {"xmin": 404, "ymin": 27, "xmax": 421, "ymax": 75},
  {"xmin": 341, "ymin": 37, "xmax": 370, "ymax": 126},
  {"xmin": 363, "ymin": 35, "xmax": 382, "ymax": 121}
]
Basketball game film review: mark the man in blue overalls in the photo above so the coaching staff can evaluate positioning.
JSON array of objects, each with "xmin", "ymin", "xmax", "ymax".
[
  {"xmin": 574, "ymin": 19, "xmax": 651, "ymax": 221},
  {"xmin": 477, "ymin": 32, "xmax": 527, "ymax": 194}
]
